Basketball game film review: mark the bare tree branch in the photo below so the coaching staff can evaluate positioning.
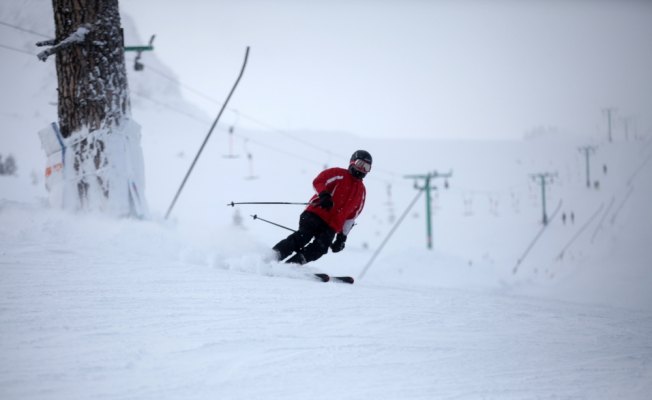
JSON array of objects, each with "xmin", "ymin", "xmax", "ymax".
[{"xmin": 37, "ymin": 24, "xmax": 91, "ymax": 62}]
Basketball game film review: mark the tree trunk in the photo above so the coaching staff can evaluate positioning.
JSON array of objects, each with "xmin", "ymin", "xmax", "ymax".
[
  {"xmin": 50, "ymin": 0, "xmax": 141, "ymax": 214},
  {"xmin": 53, "ymin": 0, "xmax": 129, "ymax": 136}
]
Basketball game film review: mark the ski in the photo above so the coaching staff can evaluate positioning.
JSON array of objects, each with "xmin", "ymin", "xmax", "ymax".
[
  {"xmin": 333, "ymin": 276, "xmax": 355, "ymax": 284},
  {"xmin": 313, "ymin": 273, "xmax": 330, "ymax": 282},
  {"xmin": 311, "ymin": 273, "xmax": 354, "ymax": 284}
]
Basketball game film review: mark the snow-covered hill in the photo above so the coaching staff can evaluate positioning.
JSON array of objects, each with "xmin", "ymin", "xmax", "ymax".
[
  {"xmin": 2, "ymin": 203, "xmax": 651, "ymax": 400},
  {"xmin": 1, "ymin": 2, "xmax": 651, "ymax": 399}
]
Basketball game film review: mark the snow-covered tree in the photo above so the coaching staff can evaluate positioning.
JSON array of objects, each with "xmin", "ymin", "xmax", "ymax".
[{"xmin": 39, "ymin": 0, "xmax": 147, "ymax": 217}]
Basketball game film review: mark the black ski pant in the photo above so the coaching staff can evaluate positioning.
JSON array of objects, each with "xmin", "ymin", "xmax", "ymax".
[{"xmin": 273, "ymin": 211, "xmax": 336, "ymax": 264}]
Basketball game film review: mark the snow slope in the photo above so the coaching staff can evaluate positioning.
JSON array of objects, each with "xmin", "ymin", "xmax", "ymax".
[
  {"xmin": 2, "ymin": 1, "xmax": 652, "ymax": 399},
  {"xmin": 2, "ymin": 203, "xmax": 652, "ymax": 400}
]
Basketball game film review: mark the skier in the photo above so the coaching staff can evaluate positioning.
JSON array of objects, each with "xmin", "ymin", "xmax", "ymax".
[{"xmin": 273, "ymin": 150, "xmax": 372, "ymax": 265}]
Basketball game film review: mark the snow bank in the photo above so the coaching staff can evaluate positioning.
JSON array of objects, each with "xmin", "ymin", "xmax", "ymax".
[{"xmin": 37, "ymin": 119, "xmax": 148, "ymax": 217}]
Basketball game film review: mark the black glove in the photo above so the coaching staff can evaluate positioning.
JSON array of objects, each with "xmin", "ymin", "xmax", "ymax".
[
  {"xmin": 317, "ymin": 191, "xmax": 333, "ymax": 210},
  {"xmin": 331, "ymin": 233, "xmax": 347, "ymax": 253}
]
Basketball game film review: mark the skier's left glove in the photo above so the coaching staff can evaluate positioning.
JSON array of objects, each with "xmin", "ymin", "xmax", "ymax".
[
  {"xmin": 317, "ymin": 191, "xmax": 334, "ymax": 210},
  {"xmin": 331, "ymin": 233, "xmax": 347, "ymax": 253}
]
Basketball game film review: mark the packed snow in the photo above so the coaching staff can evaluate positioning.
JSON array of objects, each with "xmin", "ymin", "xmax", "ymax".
[{"xmin": 1, "ymin": 1, "xmax": 652, "ymax": 399}]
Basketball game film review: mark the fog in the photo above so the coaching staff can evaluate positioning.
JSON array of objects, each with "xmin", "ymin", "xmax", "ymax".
[{"xmin": 121, "ymin": 0, "xmax": 652, "ymax": 140}]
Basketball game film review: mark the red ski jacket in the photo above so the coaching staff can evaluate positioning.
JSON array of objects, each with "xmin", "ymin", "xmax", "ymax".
[{"xmin": 305, "ymin": 167, "xmax": 366, "ymax": 235}]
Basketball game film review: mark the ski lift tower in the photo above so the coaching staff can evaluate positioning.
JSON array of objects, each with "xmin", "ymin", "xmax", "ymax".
[{"xmin": 404, "ymin": 170, "xmax": 453, "ymax": 249}]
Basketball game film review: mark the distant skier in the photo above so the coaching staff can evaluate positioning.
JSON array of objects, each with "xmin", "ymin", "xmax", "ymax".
[{"xmin": 272, "ymin": 150, "xmax": 372, "ymax": 265}]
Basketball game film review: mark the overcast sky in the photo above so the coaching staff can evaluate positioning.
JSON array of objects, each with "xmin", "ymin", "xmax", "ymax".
[{"xmin": 121, "ymin": 0, "xmax": 652, "ymax": 141}]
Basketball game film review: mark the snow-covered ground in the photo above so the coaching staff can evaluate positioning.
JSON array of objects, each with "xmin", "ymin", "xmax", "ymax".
[
  {"xmin": 2, "ymin": 204, "xmax": 651, "ymax": 400},
  {"xmin": 1, "ymin": 2, "xmax": 652, "ymax": 399}
]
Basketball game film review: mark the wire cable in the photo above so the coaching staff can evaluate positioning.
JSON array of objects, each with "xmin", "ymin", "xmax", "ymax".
[
  {"xmin": 0, "ymin": 43, "xmax": 37, "ymax": 57},
  {"xmin": 129, "ymin": 57, "xmax": 398, "ymax": 180},
  {"xmin": 0, "ymin": 20, "xmax": 51, "ymax": 38},
  {"xmin": 132, "ymin": 91, "xmax": 211, "ymax": 126},
  {"xmin": 138, "ymin": 59, "xmax": 361, "ymax": 163}
]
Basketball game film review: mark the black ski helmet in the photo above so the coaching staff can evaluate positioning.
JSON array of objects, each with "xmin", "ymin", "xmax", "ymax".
[{"xmin": 349, "ymin": 150, "xmax": 372, "ymax": 178}]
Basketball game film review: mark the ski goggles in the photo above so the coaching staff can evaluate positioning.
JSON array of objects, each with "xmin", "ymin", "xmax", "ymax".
[{"xmin": 350, "ymin": 159, "xmax": 372, "ymax": 173}]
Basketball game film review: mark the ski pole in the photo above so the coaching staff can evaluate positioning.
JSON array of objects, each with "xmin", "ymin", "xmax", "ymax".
[
  {"xmin": 250, "ymin": 214, "xmax": 296, "ymax": 232},
  {"xmin": 358, "ymin": 188, "xmax": 424, "ymax": 280},
  {"xmin": 165, "ymin": 46, "xmax": 250, "ymax": 220},
  {"xmin": 228, "ymin": 201, "xmax": 310, "ymax": 207}
]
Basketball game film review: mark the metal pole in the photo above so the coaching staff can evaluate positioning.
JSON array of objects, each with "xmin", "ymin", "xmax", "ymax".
[
  {"xmin": 603, "ymin": 107, "xmax": 616, "ymax": 143},
  {"xmin": 227, "ymin": 201, "xmax": 310, "ymax": 207},
  {"xmin": 425, "ymin": 174, "xmax": 433, "ymax": 249},
  {"xmin": 250, "ymin": 214, "xmax": 296, "ymax": 232},
  {"xmin": 530, "ymin": 172, "xmax": 556, "ymax": 225},
  {"xmin": 578, "ymin": 146, "xmax": 596, "ymax": 188},
  {"xmin": 165, "ymin": 46, "xmax": 250, "ymax": 219},
  {"xmin": 404, "ymin": 170, "xmax": 451, "ymax": 250},
  {"xmin": 359, "ymin": 189, "xmax": 424, "ymax": 280},
  {"xmin": 585, "ymin": 150, "xmax": 591, "ymax": 188},
  {"xmin": 540, "ymin": 175, "xmax": 548, "ymax": 225}
]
